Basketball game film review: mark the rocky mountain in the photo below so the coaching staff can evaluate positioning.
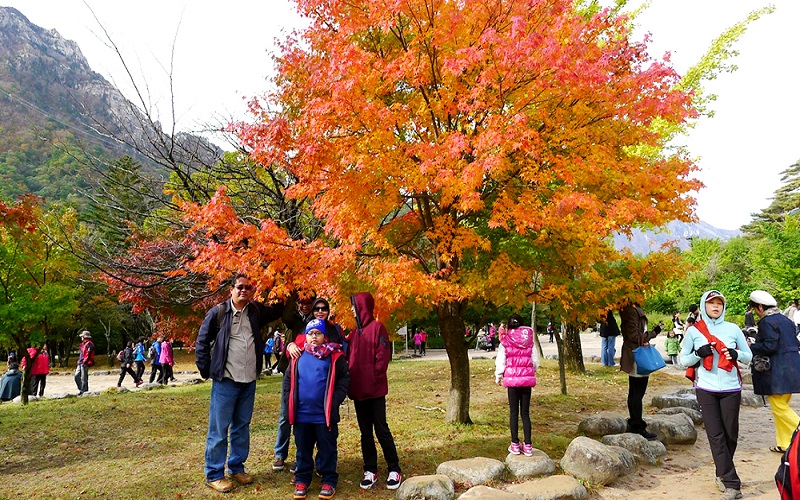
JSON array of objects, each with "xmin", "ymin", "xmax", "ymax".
[
  {"xmin": 613, "ymin": 220, "xmax": 741, "ymax": 254},
  {"xmin": 0, "ymin": 6, "xmax": 221, "ymax": 202}
]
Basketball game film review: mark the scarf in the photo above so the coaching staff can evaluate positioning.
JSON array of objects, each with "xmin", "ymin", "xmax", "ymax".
[
  {"xmin": 304, "ymin": 342, "xmax": 342, "ymax": 359},
  {"xmin": 694, "ymin": 319, "xmax": 735, "ymax": 372}
]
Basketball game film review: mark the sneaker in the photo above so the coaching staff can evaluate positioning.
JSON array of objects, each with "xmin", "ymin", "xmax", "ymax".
[
  {"xmin": 318, "ymin": 484, "xmax": 336, "ymax": 499},
  {"xmin": 359, "ymin": 471, "xmax": 377, "ymax": 490},
  {"xmin": 715, "ymin": 477, "xmax": 725, "ymax": 493},
  {"xmin": 386, "ymin": 471, "xmax": 401, "ymax": 490},
  {"xmin": 721, "ymin": 488, "xmax": 742, "ymax": 500},
  {"xmin": 293, "ymin": 482, "xmax": 308, "ymax": 500},
  {"xmin": 289, "ymin": 462, "xmax": 297, "ymax": 474},
  {"xmin": 273, "ymin": 457, "xmax": 285, "ymax": 471},
  {"xmin": 522, "ymin": 443, "xmax": 534, "ymax": 457},
  {"xmin": 508, "ymin": 442, "xmax": 521, "ymax": 455},
  {"xmin": 135, "ymin": 380, "xmax": 143, "ymax": 387}
]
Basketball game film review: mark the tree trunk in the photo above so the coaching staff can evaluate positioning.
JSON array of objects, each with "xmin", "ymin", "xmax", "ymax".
[
  {"xmin": 562, "ymin": 322, "xmax": 585, "ymax": 373},
  {"xmin": 553, "ymin": 321, "xmax": 568, "ymax": 395},
  {"xmin": 531, "ymin": 301, "xmax": 543, "ymax": 359},
  {"xmin": 437, "ymin": 301, "xmax": 472, "ymax": 424}
]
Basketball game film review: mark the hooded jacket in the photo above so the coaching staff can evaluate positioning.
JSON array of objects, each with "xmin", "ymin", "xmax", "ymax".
[
  {"xmin": 494, "ymin": 326, "xmax": 539, "ymax": 387},
  {"xmin": 750, "ymin": 308, "xmax": 800, "ymax": 395},
  {"xmin": 346, "ymin": 292, "xmax": 391, "ymax": 401},
  {"xmin": 680, "ymin": 291, "xmax": 752, "ymax": 393},
  {"xmin": 284, "ymin": 348, "xmax": 350, "ymax": 428}
]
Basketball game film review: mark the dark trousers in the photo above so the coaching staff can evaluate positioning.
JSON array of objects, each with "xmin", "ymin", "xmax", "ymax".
[
  {"xmin": 161, "ymin": 365, "xmax": 173, "ymax": 385},
  {"xmin": 118, "ymin": 366, "xmax": 139, "ymax": 386},
  {"xmin": 294, "ymin": 422, "xmax": 339, "ymax": 488},
  {"xmin": 508, "ymin": 386, "xmax": 532, "ymax": 444},
  {"xmin": 149, "ymin": 364, "xmax": 163, "ymax": 383},
  {"xmin": 627, "ymin": 375, "xmax": 650, "ymax": 430},
  {"xmin": 354, "ymin": 396, "xmax": 400, "ymax": 474},
  {"xmin": 263, "ymin": 353, "xmax": 272, "ymax": 371},
  {"xmin": 30, "ymin": 374, "xmax": 46, "ymax": 396},
  {"xmin": 696, "ymin": 388, "xmax": 742, "ymax": 489},
  {"xmin": 420, "ymin": 342, "xmax": 426, "ymax": 355},
  {"xmin": 135, "ymin": 360, "xmax": 146, "ymax": 380}
]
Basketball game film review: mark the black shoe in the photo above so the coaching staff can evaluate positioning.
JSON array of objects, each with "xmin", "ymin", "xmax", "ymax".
[
  {"xmin": 289, "ymin": 462, "xmax": 297, "ymax": 473},
  {"xmin": 640, "ymin": 429, "xmax": 658, "ymax": 440}
]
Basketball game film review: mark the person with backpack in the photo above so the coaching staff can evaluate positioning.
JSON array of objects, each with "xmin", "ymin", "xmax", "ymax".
[
  {"xmin": 148, "ymin": 336, "xmax": 163, "ymax": 384},
  {"xmin": 134, "ymin": 337, "xmax": 147, "ymax": 382},
  {"xmin": 117, "ymin": 341, "xmax": 143, "ymax": 388},
  {"xmin": 74, "ymin": 331, "xmax": 95, "ymax": 395},
  {"xmin": 680, "ymin": 290, "xmax": 752, "ymax": 500},
  {"xmin": 599, "ymin": 310, "xmax": 620, "ymax": 367},
  {"xmin": 195, "ymin": 273, "xmax": 286, "ymax": 493},
  {"xmin": 747, "ymin": 290, "xmax": 800, "ymax": 454}
]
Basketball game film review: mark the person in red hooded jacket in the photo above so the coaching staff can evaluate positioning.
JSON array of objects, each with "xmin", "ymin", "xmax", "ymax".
[{"xmin": 346, "ymin": 292, "xmax": 402, "ymax": 491}]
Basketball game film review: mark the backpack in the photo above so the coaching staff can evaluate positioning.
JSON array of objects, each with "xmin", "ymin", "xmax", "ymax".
[
  {"xmin": 776, "ymin": 425, "xmax": 800, "ymax": 499},
  {"xmin": 147, "ymin": 344, "xmax": 157, "ymax": 360},
  {"xmin": 116, "ymin": 350, "xmax": 124, "ymax": 362}
]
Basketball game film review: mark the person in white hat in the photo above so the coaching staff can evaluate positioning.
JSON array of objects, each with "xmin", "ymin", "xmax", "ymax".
[
  {"xmin": 748, "ymin": 290, "xmax": 800, "ymax": 454},
  {"xmin": 74, "ymin": 331, "xmax": 95, "ymax": 394}
]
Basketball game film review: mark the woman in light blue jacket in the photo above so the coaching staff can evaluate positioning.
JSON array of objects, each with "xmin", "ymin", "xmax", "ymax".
[{"xmin": 680, "ymin": 290, "xmax": 752, "ymax": 500}]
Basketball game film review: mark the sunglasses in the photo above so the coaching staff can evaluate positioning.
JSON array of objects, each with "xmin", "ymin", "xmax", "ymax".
[
  {"xmin": 234, "ymin": 284, "xmax": 253, "ymax": 291},
  {"xmin": 313, "ymin": 307, "xmax": 329, "ymax": 312}
]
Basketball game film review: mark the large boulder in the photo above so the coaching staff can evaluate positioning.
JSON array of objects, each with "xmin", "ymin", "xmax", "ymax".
[
  {"xmin": 656, "ymin": 406, "xmax": 703, "ymax": 425},
  {"xmin": 458, "ymin": 485, "xmax": 522, "ymax": 499},
  {"xmin": 559, "ymin": 436, "xmax": 635, "ymax": 486},
  {"xmin": 651, "ymin": 392, "xmax": 700, "ymax": 412},
  {"xmin": 740, "ymin": 390, "xmax": 764, "ymax": 407},
  {"xmin": 396, "ymin": 474, "xmax": 455, "ymax": 500},
  {"xmin": 643, "ymin": 413, "xmax": 697, "ymax": 444},
  {"xmin": 506, "ymin": 450, "xmax": 557, "ymax": 479},
  {"xmin": 436, "ymin": 457, "xmax": 505, "ymax": 487},
  {"xmin": 577, "ymin": 414, "xmax": 627, "ymax": 437},
  {"xmin": 600, "ymin": 433, "xmax": 667, "ymax": 465},
  {"xmin": 506, "ymin": 475, "xmax": 588, "ymax": 499}
]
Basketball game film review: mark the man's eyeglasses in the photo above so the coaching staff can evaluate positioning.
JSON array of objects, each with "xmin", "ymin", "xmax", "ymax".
[
  {"xmin": 313, "ymin": 307, "xmax": 329, "ymax": 312},
  {"xmin": 234, "ymin": 284, "xmax": 253, "ymax": 291}
]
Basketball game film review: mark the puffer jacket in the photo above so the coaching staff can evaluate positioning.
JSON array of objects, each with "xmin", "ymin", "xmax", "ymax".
[
  {"xmin": 750, "ymin": 309, "xmax": 800, "ymax": 395},
  {"xmin": 494, "ymin": 326, "xmax": 539, "ymax": 387},
  {"xmin": 679, "ymin": 290, "xmax": 752, "ymax": 392}
]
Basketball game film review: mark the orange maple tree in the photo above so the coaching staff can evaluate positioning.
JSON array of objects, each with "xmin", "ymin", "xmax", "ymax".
[{"xmin": 181, "ymin": 0, "xmax": 700, "ymax": 422}]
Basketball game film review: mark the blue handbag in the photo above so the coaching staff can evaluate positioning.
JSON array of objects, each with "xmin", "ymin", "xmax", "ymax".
[{"xmin": 632, "ymin": 344, "xmax": 666, "ymax": 375}]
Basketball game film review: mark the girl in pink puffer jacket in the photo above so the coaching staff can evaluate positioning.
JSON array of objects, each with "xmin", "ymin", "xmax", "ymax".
[{"xmin": 494, "ymin": 314, "xmax": 540, "ymax": 457}]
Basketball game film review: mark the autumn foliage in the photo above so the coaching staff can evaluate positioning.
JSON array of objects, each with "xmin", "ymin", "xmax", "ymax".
[{"xmin": 174, "ymin": 0, "xmax": 702, "ymax": 421}]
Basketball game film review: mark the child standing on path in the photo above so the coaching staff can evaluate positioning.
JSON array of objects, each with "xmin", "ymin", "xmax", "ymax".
[
  {"xmin": 664, "ymin": 330, "xmax": 681, "ymax": 368},
  {"xmin": 494, "ymin": 314, "xmax": 539, "ymax": 457},
  {"xmin": 285, "ymin": 319, "xmax": 350, "ymax": 500}
]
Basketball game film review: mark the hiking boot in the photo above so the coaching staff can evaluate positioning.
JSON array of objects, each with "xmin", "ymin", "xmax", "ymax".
[
  {"xmin": 227, "ymin": 471, "xmax": 253, "ymax": 485},
  {"xmin": 206, "ymin": 478, "xmax": 234, "ymax": 493},
  {"xmin": 508, "ymin": 442, "xmax": 521, "ymax": 455},
  {"xmin": 522, "ymin": 443, "xmax": 534, "ymax": 457},
  {"xmin": 273, "ymin": 457, "xmax": 285, "ymax": 471},
  {"xmin": 386, "ymin": 471, "xmax": 402, "ymax": 490},
  {"xmin": 359, "ymin": 471, "xmax": 377, "ymax": 490},
  {"xmin": 721, "ymin": 488, "xmax": 742, "ymax": 500},
  {"xmin": 293, "ymin": 482, "xmax": 308, "ymax": 500},
  {"xmin": 318, "ymin": 484, "xmax": 336, "ymax": 499}
]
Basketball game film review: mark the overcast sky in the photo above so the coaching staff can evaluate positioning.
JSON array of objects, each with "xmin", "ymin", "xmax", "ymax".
[{"xmin": 3, "ymin": 1, "xmax": 798, "ymax": 230}]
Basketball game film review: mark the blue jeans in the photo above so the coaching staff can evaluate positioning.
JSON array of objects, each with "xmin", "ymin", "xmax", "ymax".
[
  {"xmin": 204, "ymin": 378, "xmax": 256, "ymax": 481},
  {"xmin": 601, "ymin": 336, "xmax": 617, "ymax": 366},
  {"xmin": 274, "ymin": 384, "xmax": 291, "ymax": 459},
  {"xmin": 74, "ymin": 365, "xmax": 89, "ymax": 393}
]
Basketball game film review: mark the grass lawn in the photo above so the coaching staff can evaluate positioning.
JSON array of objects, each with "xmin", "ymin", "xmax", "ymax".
[{"xmin": 0, "ymin": 352, "xmax": 682, "ymax": 499}]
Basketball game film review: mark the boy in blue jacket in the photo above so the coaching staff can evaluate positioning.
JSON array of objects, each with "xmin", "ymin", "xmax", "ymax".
[{"xmin": 284, "ymin": 318, "xmax": 350, "ymax": 500}]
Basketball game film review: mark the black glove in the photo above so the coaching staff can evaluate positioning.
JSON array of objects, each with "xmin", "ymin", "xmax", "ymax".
[
  {"xmin": 727, "ymin": 348, "xmax": 738, "ymax": 361},
  {"xmin": 695, "ymin": 344, "xmax": 714, "ymax": 358}
]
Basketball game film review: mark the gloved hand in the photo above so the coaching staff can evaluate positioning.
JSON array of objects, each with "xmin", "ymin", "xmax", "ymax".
[
  {"xmin": 724, "ymin": 347, "xmax": 738, "ymax": 362},
  {"xmin": 695, "ymin": 344, "xmax": 714, "ymax": 358}
]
